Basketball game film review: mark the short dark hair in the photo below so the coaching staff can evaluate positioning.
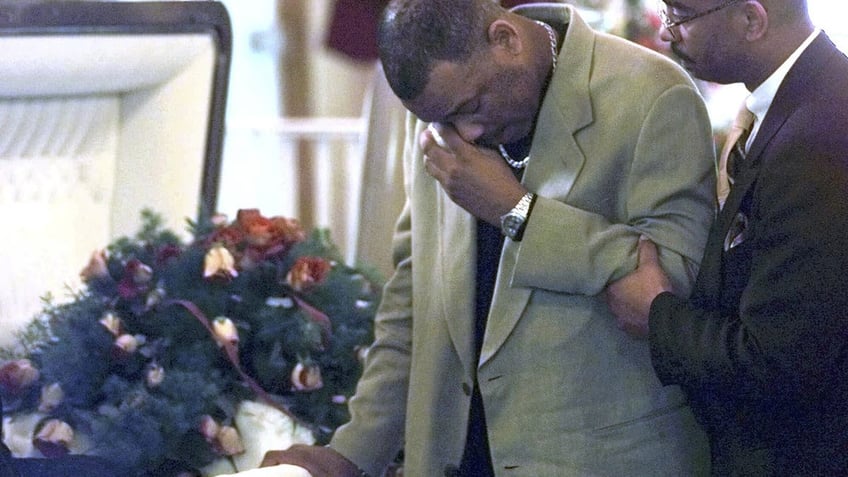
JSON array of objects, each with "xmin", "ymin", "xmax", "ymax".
[{"xmin": 377, "ymin": 0, "xmax": 502, "ymax": 101}]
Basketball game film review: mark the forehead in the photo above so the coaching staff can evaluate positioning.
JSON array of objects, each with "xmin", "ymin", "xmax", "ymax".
[{"xmin": 402, "ymin": 59, "xmax": 479, "ymax": 123}]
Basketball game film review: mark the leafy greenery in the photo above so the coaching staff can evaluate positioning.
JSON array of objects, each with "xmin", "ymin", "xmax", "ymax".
[{"xmin": 0, "ymin": 209, "xmax": 379, "ymax": 476}]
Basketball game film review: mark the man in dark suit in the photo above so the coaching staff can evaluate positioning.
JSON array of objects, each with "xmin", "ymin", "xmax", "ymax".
[{"xmin": 605, "ymin": 0, "xmax": 848, "ymax": 475}]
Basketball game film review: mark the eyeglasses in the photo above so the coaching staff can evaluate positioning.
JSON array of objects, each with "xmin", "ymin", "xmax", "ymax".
[{"xmin": 659, "ymin": 0, "xmax": 743, "ymax": 40}]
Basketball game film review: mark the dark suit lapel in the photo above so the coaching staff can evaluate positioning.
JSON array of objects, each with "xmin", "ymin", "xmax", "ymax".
[
  {"xmin": 693, "ymin": 32, "xmax": 836, "ymax": 307},
  {"xmin": 690, "ymin": 218, "xmax": 725, "ymax": 307},
  {"xmin": 747, "ymin": 32, "xmax": 833, "ymax": 163},
  {"xmin": 722, "ymin": 33, "xmax": 834, "ymax": 222}
]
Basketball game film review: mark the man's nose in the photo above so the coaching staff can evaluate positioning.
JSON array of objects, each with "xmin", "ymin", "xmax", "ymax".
[
  {"xmin": 659, "ymin": 25, "xmax": 676, "ymax": 43},
  {"xmin": 453, "ymin": 121, "xmax": 485, "ymax": 144}
]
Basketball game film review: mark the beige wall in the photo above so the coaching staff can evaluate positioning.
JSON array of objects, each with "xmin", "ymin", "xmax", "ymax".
[
  {"xmin": 277, "ymin": 0, "xmax": 404, "ymax": 278},
  {"xmin": 279, "ymin": 0, "xmax": 376, "ymax": 118}
]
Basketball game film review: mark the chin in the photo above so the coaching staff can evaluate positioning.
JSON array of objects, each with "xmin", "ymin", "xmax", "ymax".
[
  {"xmin": 499, "ymin": 127, "xmax": 531, "ymax": 147},
  {"xmin": 475, "ymin": 139, "xmax": 499, "ymax": 149}
]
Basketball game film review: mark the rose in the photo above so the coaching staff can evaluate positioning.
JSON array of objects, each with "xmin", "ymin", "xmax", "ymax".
[
  {"xmin": 204, "ymin": 244, "xmax": 239, "ymax": 280},
  {"xmin": 205, "ymin": 210, "xmax": 307, "ymax": 272},
  {"xmin": 290, "ymin": 362, "xmax": 323, "ymax": 392},
  {"xmin": 212, "ymin": 317, "xmax": 240, "ymax": 347},
  {"xmin": 38, "ymin": 383, "xmax": 64, "ymax": 413},
  {"xmin": 155, "ymin": 243, "xmax": 183, "ymax": 266},
  {"xmin": 33, "ymin": 419, "xmax": 74, "ymax": 458},
  {"xmin": 237, "ymin": 209, "xmax": 277, "ymax": 249},
  {"xmin": 206, "ymin": 222, "xmax": 245, "ymax": 249},
  {"xmin": 0, "ymin": 359, "xmax": 40, "ymax": 396},
  {"xmin": 286, "ymin": 257, "xmax": 332, "ymax": 292},
  {"xmin": 268, "ymin": 216, "xmax": 307, "ymax": 249},
  {"xmin": 235, "ymin": 209, "xmax": 306, "ymax": 255},
  {"xmin": 79, "ymin": 249, "xmax": 109, "ymax": 282},
  {"xmin": 117, "ymin": 259, "xmax": 153, "ymax": 299},
  {"xmin": 99, "ymin": 312, "xmax": 122, "ymax": 336}
]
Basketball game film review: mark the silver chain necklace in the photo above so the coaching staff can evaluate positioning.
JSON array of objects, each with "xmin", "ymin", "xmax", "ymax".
[{"xmin": 498, "ymin": 21, "xmax": 558, "ymax": 169}]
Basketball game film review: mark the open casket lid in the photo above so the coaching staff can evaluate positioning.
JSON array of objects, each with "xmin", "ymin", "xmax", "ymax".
[
  {"xmin": 0, "ymin": 0, "xmax": 232, "ymax": 223},
  {"xmin": 0, "ymin": 1, "xmax": 232, "ymax": 342}
]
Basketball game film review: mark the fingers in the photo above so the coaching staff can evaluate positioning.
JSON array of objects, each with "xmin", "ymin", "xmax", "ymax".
[
  {"xmin": 420, "ymin": 124, "xmax": 456, "ymax": 180},
  {"xmin": 260, "ymin": 450, "xmax": 287, "ymax": 467},
  {"xmin": 637, "ymin": 236, "xmax": 660, "ymax": 267},
  {"xmin": 422, "ymin": 151, "xmax": 443, "ymax": 180},
  {"xmin": 421, "ymin": 123, "xmax": 453, "ymax": 154},
  {"xmin": 427, "ymin": 123, "xmax": 449, "ymax": 148}
]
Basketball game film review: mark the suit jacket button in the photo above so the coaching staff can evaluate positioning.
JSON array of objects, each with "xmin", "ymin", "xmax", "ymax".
[{"xmin": 461, "ymin": 383, "xmax": 472, "ymax": 396}]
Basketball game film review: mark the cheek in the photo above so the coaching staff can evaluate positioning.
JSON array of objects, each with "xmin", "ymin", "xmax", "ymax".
[{"xmin": 493, "ymin": 71, "xmax": 537, "ymax": 117}]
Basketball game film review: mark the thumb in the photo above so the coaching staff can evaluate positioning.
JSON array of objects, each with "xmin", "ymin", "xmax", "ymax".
[
  {"xmin": 426, "ymin": 123, "xmax": 449, "ymax": 149},
  {"xmin": 432, "ymin": 122, "xmax": 479, "ymax": 154},
  {"xmin": 637, "ymin": 236, "xmax": 660, "ymax": 267}
]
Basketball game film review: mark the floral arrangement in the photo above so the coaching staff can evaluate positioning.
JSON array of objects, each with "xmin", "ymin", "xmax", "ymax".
[{"xmin": 0, "ymin": 209, "xmax": 379, "ymax": 476}]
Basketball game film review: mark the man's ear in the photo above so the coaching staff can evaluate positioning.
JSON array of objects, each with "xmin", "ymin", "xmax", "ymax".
[
  {"xmin": 487, "ymin": 18, "xmax": 522, "ymax": 55},
  {"xmin": 741, "ymin": 1, "xmax": 768, "ymax": 41}
]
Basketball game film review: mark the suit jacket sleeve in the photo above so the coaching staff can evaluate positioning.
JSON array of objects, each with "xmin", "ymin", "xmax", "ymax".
[
  {"xmin": 512, "ymin": 84, "xmax": 715, "ymax": 297},
  {"xmin": 649, "ymin": 130, "xmax": 848, "ymax": 404},
  {"xmin": 328, "ymin": 121, "xmax": 418, "ymax": 477}
]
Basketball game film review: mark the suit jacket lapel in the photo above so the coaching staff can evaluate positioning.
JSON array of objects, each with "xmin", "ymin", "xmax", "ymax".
[
  {"xmin": 747, "ymin": 32, "xmax": 832, "ymax": 164},
  {"xmin": 480, "ymin": 4, "xmax": 594, "ymax": 367},
  {"xmin": 718, "ymin": 32, "xmax": 834, "ymax": 252},
  {"xmin": 437, "ymin": 189, "xmax": 478, "ymax": 375}
]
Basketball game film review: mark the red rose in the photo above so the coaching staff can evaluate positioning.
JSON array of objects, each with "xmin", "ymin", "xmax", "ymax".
[
  {"xmin": 0, "ymin": 359, "xmax": 40, "ymax": 396},
  {"xmin": 206, "ymin": 224, "xmax": 245, "ymax": 249},
  {"xmin": 286, "ymin": 257, "xmax": 332, "ymax": 292},
  {"xmin": 236, "ymin": 209, "xmax": 274, "ymax": 248},
  {"xmin": 268, "ymin": 216, "xmax": 307, "ymax": 249},
  {"xmin": 117, "ymin": 259, "xmax": 153, "ymax": 299},
  {"xmin": 155, "ymin": 244, "xmax": 183, "ymax": 266},
  {"xmin": 236, "ymin": 209, "xmax": 306, "ymax": 256}
]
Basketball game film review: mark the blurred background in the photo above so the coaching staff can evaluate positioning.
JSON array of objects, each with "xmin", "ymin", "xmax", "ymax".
[
  {"xmin": 0, "ymin": 0, "xmax": 845, "ymax": 345},
  {"xmin": 216, "ymin": 0, "xmax": 847, "ymax": 274}
]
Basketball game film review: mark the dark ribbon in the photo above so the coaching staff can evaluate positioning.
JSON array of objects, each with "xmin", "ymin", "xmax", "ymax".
[{"xmin": 164, "ymin": 299, "xmax": 318, "ymax": 432}]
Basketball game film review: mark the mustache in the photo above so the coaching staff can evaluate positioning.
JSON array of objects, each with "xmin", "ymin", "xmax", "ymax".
[{"xmin": 670, "ymin": 44, "xmax": 694, "ymax": 63}]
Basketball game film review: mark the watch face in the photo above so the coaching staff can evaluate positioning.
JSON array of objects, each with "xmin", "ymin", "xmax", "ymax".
[{"xmin": 503, "ymin": 214, "xmax": 523, "ymax": 238}]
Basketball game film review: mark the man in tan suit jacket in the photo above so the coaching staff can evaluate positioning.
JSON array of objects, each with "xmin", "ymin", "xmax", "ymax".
[{"xmin": 262, "ymin": 1, "xmax": 715, "ymax": 475}]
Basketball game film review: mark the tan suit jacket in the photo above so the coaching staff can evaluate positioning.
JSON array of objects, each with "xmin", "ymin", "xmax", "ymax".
[{"xmin": 333, "ymin": 5, "xmax": 715, "ymax": 476}]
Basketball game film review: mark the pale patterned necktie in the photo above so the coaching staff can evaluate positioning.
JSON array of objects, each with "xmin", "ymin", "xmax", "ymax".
[{"xmin": 717, "ymin": 104, "xmax": 756, "ymax": 209}]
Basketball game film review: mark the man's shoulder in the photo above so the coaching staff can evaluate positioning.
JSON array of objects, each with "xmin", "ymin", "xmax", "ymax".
[{"xmin": 590, "ymin": 34, "xmax": 696, "ymax": 93}]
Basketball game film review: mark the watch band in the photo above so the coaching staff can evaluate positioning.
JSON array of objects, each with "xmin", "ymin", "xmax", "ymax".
[{"xmin": 499, "ymin": 192, "xmax": 536, "ymax": 241}]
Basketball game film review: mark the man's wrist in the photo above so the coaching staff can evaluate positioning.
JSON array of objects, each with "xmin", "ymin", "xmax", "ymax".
[
  {"xmin": 324, "ymin": 445, "xmax": 369, "ymax": 477},
  {"xmin": 499, "ymin": 192, "xmax": 536, "ymax": 241}
]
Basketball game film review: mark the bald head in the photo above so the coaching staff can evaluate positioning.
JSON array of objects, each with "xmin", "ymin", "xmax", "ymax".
[
  {"xmin": 377, "ymin": 0, "xmax": 504, "ymax": 101},
  {"xmin": 757, "ymin": 0, "xmax": 810, "ymax": 28},
  {"xmin": 737, "ymin": 0, "xmax": 814, "ymax": 87}
]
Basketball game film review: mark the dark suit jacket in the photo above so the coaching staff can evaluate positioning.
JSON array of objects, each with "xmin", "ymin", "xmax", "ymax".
[{"xmin": 649, "ymin": 32, "xmax": 848, "ymax": 476}]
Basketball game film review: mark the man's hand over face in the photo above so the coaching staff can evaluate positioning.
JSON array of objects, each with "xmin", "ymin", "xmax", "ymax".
[
  {"xmin": 604, "ymin": 238, "xmax": 672, "ymax": 338},
  {"xmin": 420, "ymin": 123, "xmax": 527, "ymax": 225}
]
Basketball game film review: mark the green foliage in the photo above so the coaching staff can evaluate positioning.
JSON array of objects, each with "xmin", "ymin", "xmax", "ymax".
[{"xmin": 0, "ymin": 209, "xmax": 380, "ymax": 475}]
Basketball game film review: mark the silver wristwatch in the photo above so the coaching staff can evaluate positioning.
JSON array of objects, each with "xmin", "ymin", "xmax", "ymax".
[{"xmin": 499, "ymin": 192, "xmax": 536, "ymax": 241}]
